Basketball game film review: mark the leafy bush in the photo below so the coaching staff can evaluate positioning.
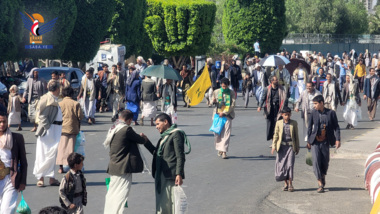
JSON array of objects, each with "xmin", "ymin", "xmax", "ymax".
[
  {"xmin": 145, "ymin": 0, "xmax": 216, "ymax": 56},
  {"xmin": 107, "ymin": 0, "xmax": 152, "ymax": 59},
  {"xmin": 0, "ymin": 0, "xmax": 23, "ymax": 61},
  {"xmin": 61, "ymin": 0, "xmax": 116, "ymax": 62},
  {"xmin": 222, "ymin": 0, "xmax": 287, "ymax": 56}
]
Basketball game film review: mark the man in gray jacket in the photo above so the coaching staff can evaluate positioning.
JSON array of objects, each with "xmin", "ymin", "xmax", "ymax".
[
  {"xmin": 295, "ymin": 81, "xmax": 321, "ymax": 142},
  {"xmin": 22, "ymin": 68, "xmax": 47, "ymax": 132}
]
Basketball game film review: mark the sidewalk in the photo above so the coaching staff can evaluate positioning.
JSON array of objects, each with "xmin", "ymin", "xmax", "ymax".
[{"xmin": 264, "ymin": 123, "xmax": 380, "ymax": 214}]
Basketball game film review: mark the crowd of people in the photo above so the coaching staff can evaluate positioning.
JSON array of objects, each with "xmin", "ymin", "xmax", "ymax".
[{"xmin": 0, "ymin": 47, "xmax": 379, "ymax": 213}]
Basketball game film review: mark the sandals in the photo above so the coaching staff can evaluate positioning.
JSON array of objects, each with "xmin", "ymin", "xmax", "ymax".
[
  {"xmin": 37, "ymin": 181, "xmax": 44, "ymax": 187},
  {"xmin": 282, "ymin": 185, "xmax": 288, "ymax": 191},
  {"xmin": 222, "ymin": 153, "xmax": 228, "ymax": 159},
  {"xmin": 288, "ymin": 185, "xmax": 294, "ymax": 192},
  {"xmin": 317, "ymin": 186, "xmax": 324, "ymax": 193},
  {"xmin": 217, "ymin": 151, "xmax": 222, "ymax": 157},
  {"xmin": 49, "ymin": 179, "xmax": 60, "ymax": 186}
]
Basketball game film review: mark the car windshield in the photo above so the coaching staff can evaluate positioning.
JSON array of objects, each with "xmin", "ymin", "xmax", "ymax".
[{"xmin": 33, "ymin": 69, "xmax": 69, "ymax": 82}]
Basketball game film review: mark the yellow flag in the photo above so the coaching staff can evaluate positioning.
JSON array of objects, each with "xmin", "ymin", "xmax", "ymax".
[{"xmin": 186, "ymin": 66, "xmax": 212, "ymax": 106}]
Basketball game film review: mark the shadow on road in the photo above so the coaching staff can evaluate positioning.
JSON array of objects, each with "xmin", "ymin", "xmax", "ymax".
[
  {"xmin": 294, "ymin": 187, "xmax": 365, "ymax": 192},
  {"xmin": 83, "ymin": 170, "xmax": 106, "ymax": 174},
  {"xmin": 228, "ymin": 155, "xmax": 276, "ymax": 160}
]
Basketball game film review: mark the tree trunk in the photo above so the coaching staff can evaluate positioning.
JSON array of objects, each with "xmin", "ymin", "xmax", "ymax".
[
  {"xmin": 32, "ymin": 58, "xmax": 38, "ymax": 68},
  {"xmin": 71, "ymin": 61, "xmax": 79, "ymax": 68},
  {"xmin": 78, "ymin": 62, "xmax": 86, "ymax": 72}
]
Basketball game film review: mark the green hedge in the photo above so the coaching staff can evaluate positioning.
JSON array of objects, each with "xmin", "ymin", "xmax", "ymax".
[
  {"xmin": 145, "ymin": 0, "xmax": 216, "ymax": 56},
  {"xmin": 61, "ymin": 0, "xmax": 116, "ymax": 62},
  {"xmin": 222, "ymin": 0, "xmax": 287, "ymax": 55},
  {"xmin": 107, "ymin": 0, "xmax": 152, "ymax": 59},
  {"xmin": 0, "ymin": 0, "xmax": 23, "ymax": 61}
]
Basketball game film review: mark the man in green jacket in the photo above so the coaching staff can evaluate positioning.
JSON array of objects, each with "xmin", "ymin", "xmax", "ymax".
[{"xmin": 143, "ymin": 113, "xmax": 190, "ymax": 214}]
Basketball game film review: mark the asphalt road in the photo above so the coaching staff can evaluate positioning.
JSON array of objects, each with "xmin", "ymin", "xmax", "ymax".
[{"xmin": 16, "ymin": 92, "xmax": 379, "ymax": 213}]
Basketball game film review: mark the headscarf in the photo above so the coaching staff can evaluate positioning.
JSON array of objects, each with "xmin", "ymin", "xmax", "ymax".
[
  {"xmin": 9, "ymin": 85, "xmax": 18, "ymax": 97},
  {"xmin": 103, "ymin": 120, "xmax": 128, "ymax": 149},
  {"xmin": 126, "ymin": 70, "xmax": 139, "ymax": 86},
  {"xmin": 0, "ymin": 128, "xmax": 13, "ymax": 150}
]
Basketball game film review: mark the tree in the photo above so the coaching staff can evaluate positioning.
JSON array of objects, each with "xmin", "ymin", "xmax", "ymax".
[
  {"xmin": 107, "ymin": 0, "xmax": 152, "ymax": 59},
  {"xmin": 369, "ymin": 5, "xmax": 380, "ymax": 34},
  {"xmin": 285, "ymin": 0, "xmax": 368, "ymax": 35},
  {"xmin": 145, "ymin": 0, "xmax": 216, "ymax": 68},
  {"xmin": 223, "ymin": 0, "xmax": 287, "ymax": 55},
  {"xmin": 60, "ymin": 0, "xmax": 116, "ymax": 63},
  {"xmin": 0, "ymin": 0, "xmax": 23, "ymax": 61},
  {"xmin": 19, "ymin": 0, "xmax": 77, "ymax": 59},
  {"xmin": 340, "ymin": 0, "xmax": 368, "ymax": 34}
]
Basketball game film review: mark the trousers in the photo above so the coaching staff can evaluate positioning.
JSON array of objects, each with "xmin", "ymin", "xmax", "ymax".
[{"xmin": 156, "ymin": 172, "xmax": 175, "ymax": 214}]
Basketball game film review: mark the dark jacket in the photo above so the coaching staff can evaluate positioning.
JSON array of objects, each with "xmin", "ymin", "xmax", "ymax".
[
  {"xmin": 364, "ymin": 75, "xmax": 380, "ymax": 99},
  {"xmin": 146, "ymin": 131, "xmax": 186, "ymax": 180},
  {"xmin": 141, "ymin": 78, "xmax": 157, "ymax": 101},
  {"xmin": 252, "ymin": 70, "xmax": 269, "ymax": 87},
  {"xmin": 125, "ymin": 79, "xmax": 141, "ymax": 103},
  {"xmin": 308, "ymin": 108, "xmax": 341, "ymax": 146},
  {"xmin": 107, "ymin": 126, "xmax": 154, "ymax": 175},
  {"xmin": 106, "ymin": 73, "xmax": 125, "ymax": 98},
  {"xmin": 342, "ymin": 82, "xmax": 361, "ymax": 105},
  {"xmin": 209, "ymin": 65, "xmax": 218, "ymax": 89},
  {"xmin": 259, "ymin": 85, "xmax": 288, "ymax": 120},
  {"xmin": 10, "ymin": 133, "xmax": 28, "ymax": 190},
  {"xmin": 229, "ymin": 64, "xmax": 242, "ymax": 89}
]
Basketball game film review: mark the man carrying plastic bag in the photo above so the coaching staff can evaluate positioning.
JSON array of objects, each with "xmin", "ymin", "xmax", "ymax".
[
  {"xmin": 142, "ymin": 113, "xmax": 191, "ymax": 214},
  {"xmin": 211, "ymin": 78, "xmax": 236, "ymax": 159},
  {"xmin": 0, "ymin": 111, "xmax": 28, "ymax": 213}
]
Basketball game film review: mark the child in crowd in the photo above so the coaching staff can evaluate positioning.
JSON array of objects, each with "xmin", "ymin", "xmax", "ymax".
[
  {"xmin": 271, "ymin": 106, "xmax": 300, "ymax": 192},
  {"xmin": 7, "ymin": 85, "xmax": 22, "ymax": 130},
  {"xmin": 59, "ymin": 153, "xmax": 87, "ymax": 214}
]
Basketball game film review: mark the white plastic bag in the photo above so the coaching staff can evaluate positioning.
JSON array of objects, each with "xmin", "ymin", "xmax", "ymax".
[
  {"xmin": 172, "ymin": 112, "xmax": 178, "ymax": 124},
  {"xmin": 174, "ymin": 186, "xmax": 188, "ymax": 214}
]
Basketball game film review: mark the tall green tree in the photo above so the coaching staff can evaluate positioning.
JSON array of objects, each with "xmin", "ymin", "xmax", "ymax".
[
  {"xmin": 145, "ymin": 0, "xmax": 216, "ymax": 68},
  {"xmin": 223, "ymin": 0, "xmax": 287, "ymax": 55},
  {"xmin": 285, "ymin": 0, "xmax": 368, "ymax": 34},
  {"xmin": 369, "ymin": 5, "xmax": 380, "ymax": 34},
  {"xmin": 340, "ymin": 0, "xmax": 368, "ymax": 34},
  {"xmin": 0, "ymin": 0, "xmax": 23, "ymax": 61},
  {"xmin": 107, "ymin": 0, "xmax": 152, "ymax": 59},
  {"xmin": 61, "ymin": 0, "xmax": 116, "ymax": 62},
  {"xmin": 19, "ymin": 0, "xmax": 77, "ymax": 59}
]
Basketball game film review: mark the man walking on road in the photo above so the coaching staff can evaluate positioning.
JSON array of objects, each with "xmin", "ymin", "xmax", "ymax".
[
  {"xmin": 143, "ymin": 113, "xmax": 191, "ymax": 214},
  {"xmin": 307, "ymin": 95, "xmax": 340, "ymax": 193},
  {"xmin": 107, "ymin": 64, "xmax": 125, "ymax": 122},
  {"xmin": 103, "ymin": 110, "xmax": 154, "ymax": 214},
  {"xmin": 364, "ymin": 68, "xmax": 380, "ymax": 121},
  {"xmin": 33, "ymin": 80, "xmax": 62, "ymax": 187},
  {"xmin": 22, "ymin": 68, "xmax": 47, "ymax": 132},
  {"xmin": 258, "ymin": 76, "xmax": 288, "ymax": 141},
  {"xmin": 322, "ymin": 73, "xmax": 342, "ymax": 111},
  {"xmin": 295, "ymin": 82, "xmax": 321, "ymax": 142},
  {"xmin": 253, "ymin": 40, "xmax": 260, "ymax": 57}
]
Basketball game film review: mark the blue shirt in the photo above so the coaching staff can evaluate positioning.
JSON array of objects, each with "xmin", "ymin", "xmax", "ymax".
[
  {"xmin": 254, "ymin": 42, "xmax": 260, "ymax": 52},
  {"xmin": 339, "ymin": 63, "xmax": 347, "ymax": 76}
]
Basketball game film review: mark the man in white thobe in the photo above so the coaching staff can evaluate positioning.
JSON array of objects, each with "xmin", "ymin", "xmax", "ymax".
[{"xmin": 33, "ymin": 80, "xmax": 62, "ymax": 187}]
